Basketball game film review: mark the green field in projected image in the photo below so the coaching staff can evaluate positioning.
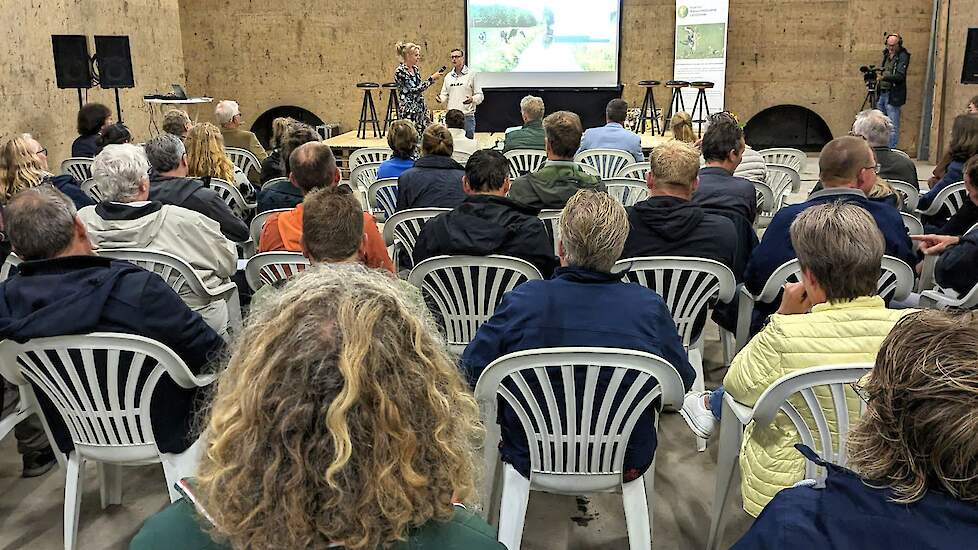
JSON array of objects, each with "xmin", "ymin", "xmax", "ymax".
[{"xmin": 676, "ymin": 23, "xmax": 726, "ymax": 60}]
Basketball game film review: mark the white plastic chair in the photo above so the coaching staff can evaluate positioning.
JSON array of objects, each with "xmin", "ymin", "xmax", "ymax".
[
  {"xmin": 349, "ymin": 147, "xmax": 393, "ymax": 170},
  {"xmin": 475, "ymin": 347, "xmax": 685, "ymax": 550},
  {"xmin": 617, "ymin": 162, "xmax": 649, "ymax": 181},
  {"xmin": 901, "ymin": 211, "xmax": 923, "ymax": 237},
  {"xmin": 504, "ymin": 149, "xmax": 547, "ymax": 179},
  {"xmin": 407, "ymin": 255, "xmax": 542, "ymax": 354},
  {"xmin": 60, "ymin": 158, "xmax": 93, "ymax": 182},
  {"xmin": 752, "ymin": 180, "xmax": 775, "ymax": 226},
  {"xmin": 614, "ymin": 257, "xmax": 736, "ymax": 450},
  {"xmin": 0, "ymin": 333, "xmax": 221, "ymax": 550},
  {"xmin": 80, "ymin": 178, "xmax": 106, "ymax": 202},
  {"xmin": 1, "ymin": 251, "xmax": 22, "ymax": 281},
  {"xmin": 207, "ymin": 177, "xmax": 255, "ymax": 221},
  {"xmin": 887, "ymin": 179, "xmax": 920, "ymax": 212},
  {"xmin": 605, "ymin": 178, "xmax": 649, "ymax": 207},
  {"xmin": 249, "ymin": 208, "xmax": 291, "ymax": 248},
  {"xmin": 706, "ymin": 363, "xmax": 872, "ymax": 550},
  {"xmin": 574, "ymin": 149, "xmax": 635, "ymax": 180},
  {"xmin": 756, "ymin": 165, "xmax": 800, "ymax": 228},
  {"xmin": 244, "ymin": 252, "xmax": 310, "ymax": 291},
  {"xmin": 577, "ymin": 162, "xmax": 600, "ymax": 177},
  {"xmin": 97, "ymin": 248, "xmax": 241, "ymax": 334},
  {"xmin": 224, "ymin": 147, "xmax": 262, "ymax": 179},
  {"xmin": 367, "ymin": 177, "xmax": 399, "ymax": 221},
  {"xmin": 759, "ymin": 148, "xmax": 806, "ymax": 174},
  {"xmin": 537, "ymin": 209, "xmax": 562, "ymax": 255},
  {"xmin": 917, "ymin": 181, "xmax": 967, "ymax": 218},
  {"xmin": 890, "ymin": 148, "xmax": 912, "ymax": 160},
  {"xmin": 349, "ymin": 161, "xmax": 382, "ymax": 193},
  {"xmin": 261, "ymin": 176, "xmax": 288, "ymax": 188},
  {"xmin": 920, "ymin": 280, "xmax": 978, "ymax": 310},
  {"xmin": 382, "ymin": 207, "xmax": 451, "ymax": 268}
]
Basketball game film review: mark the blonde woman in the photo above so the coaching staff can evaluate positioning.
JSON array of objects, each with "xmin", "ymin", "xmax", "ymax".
[
  {"xmin": 185, "ymin": 122, "xmax": 236, "ymax": 184},
  {"xmin": 377, "ymin": 119, "xmax": 419, "ymax": 179},
  {"xmin": 670, "ymin": 111, "xmax": 696, "ymax": 143},
  {"xmin": 394, "ymin": 41, "xmax": 445, "ymax": 133},
  {"xmin": 131, "ymin": 266, "xmax": 503, "ymax": 550},
  {"xmin": 0, "ymin": 134, "xmax": 94, "ymax": 208}
]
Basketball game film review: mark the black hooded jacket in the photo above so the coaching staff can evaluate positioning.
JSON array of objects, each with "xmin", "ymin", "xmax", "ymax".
[
  {"xmin": 148, "ymin": 172, "xmax": 249, "ymax": 242},
  {"xmin": 412, "ymin": 194, "xmax": 558, "ymax": 278}
]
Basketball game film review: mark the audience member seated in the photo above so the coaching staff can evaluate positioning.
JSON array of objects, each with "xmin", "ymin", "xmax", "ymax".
[
  {"xmin": 0, "ymin": 375, "xmax": 54, "ymax": 477},
  {"xmin": 71, "ymin": 102, "xmax": 112, "ymax": 158},
  {"xmin": 145, "ymin": 134, "xmax": 248, "ymax": 242},
  {"xmin": 131, "ymin": 266, "xmax": 502, "ymax": 550},
  {"xmin": 1, "ymin": 134, "xmax": 94, "ymax": 209},
  {"xmin": 215, "ymin": 99, "xmax": 267, "ymax": 185},
  {"xmin": 681, "ymin": 202, "xmax": 912, "ymax": 517},
  {"xmin": 918, "ymin": 114, "xmax": 978, "ymax": 227},
  {"xmin": 733, "ymin": 310, "xmax": 978, "ymax": 548},
  {"xmin": 377, "ymin": 119, "xmax": 419, "ymax": 180},
  {"xmin": 81, "ymin": 144, "xmax": 237, "ymax": 334},
  {"xmin": 508, "ymin": 111, "xmax": 605, "ymax": 209},
  {"xmin": 256, "ymin": 123, "xmax": 320, "ymax": 213},
  {"xmin": 670, "ymin": 112, "xmax": 696, "ymax": 144},
  {"xmin": 970, "ymin": 94, "xmax": 978, "ymax": 114},
  {"xmin": 258, "ymin": 116, "xmax": 294, "ymax": 184},
  {"xmin": 185, "ymin": 122, "xmax": 237, "ymax": 184},
  {"xmin": 0, "ymin": 186, "xmax": 224, "ymax": 461},
  {"xmin": 96, "ymin": 122, "xmax": 132, "ymax": 149},
  {"xmin": 577, "ymin": 98, "xmax": 644, "ymax": 162},
  {"xmin": 733, "ymin": 144, "xmax": 767, "ymax": 183},
  {"xmin": 445, "ymin": 109, "xmax": 478, "ymax": 164},
  {"xmin": 502, "ymin": 95, "xmax": 546, "ymax": 153},
  {"xmin": 620, "ymin": 140, "xmax": 745, "ymax": 277},
  {"xmin": 258, "ymin": 142, "xmax": 394, "ymax": 272},
  {"xmin": 744, "ymin": 136, "xmax": 914, "ymax": 304},
  {"xmin": 413, "ymin": 149, "xmax": 557, "ymax": 277},
  {"xmin": 692, "ymin": 113, "xmax": 757, "ymax": 223},
  {"xmin": 395, "ymin": 123, "xmax": 466, "ymax": 211},
  {"xmin": 462, "ymin": 189, "xmax": 694, "ymax": 482},
  {"xmin": 162, "ymin": 109, "xmax": 193, "ymax": 140}
]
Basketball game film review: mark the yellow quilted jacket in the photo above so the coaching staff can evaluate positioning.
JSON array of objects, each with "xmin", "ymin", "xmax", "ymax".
[{"xmin": 723, "ymin": 296, "xmax": 912, "ymax": 517}]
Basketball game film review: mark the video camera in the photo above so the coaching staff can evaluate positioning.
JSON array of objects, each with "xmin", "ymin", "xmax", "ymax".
[{"xmin": 859, "ymin": 65, "xmax": 882, "ymax": 85}]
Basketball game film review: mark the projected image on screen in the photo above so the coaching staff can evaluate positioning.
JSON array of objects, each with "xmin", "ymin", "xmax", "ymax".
[{"xmin": 467, "ymin": 0, "xmax": 621, "ymax": 88}]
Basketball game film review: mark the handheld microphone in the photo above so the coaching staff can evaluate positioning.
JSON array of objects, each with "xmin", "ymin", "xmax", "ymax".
[{"xmin": 440, "ymin": 65, "xmax": 448, "ymax": 73}]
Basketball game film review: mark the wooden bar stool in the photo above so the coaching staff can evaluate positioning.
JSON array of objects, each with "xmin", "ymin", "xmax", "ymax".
[
  {"xmin": 636, "ymin": 80, "xmax": 661, "ymax": 135},
  {"xmin": 689, "ymin": 81, "xmax": 715, "ymax": 136},
  {"xmin": 356, "ymin": 82, "xmax": 382, "ymax": 139},
  {"xmin": 661, "ymin": 80, "xmax": 690, "ymax": 136},
  {"xmin": 381, "ymin": 82, "xmax": 399, "ymax": 136}
]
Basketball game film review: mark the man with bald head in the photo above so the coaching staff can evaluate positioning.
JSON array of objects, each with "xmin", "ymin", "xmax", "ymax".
[
  {"xmin": 877, "ymin": 33, "xmax": 910, "ymax": 148},
  {"xmin": 743, "ymin": 136, "xmax": 914, "ymax": 304}
]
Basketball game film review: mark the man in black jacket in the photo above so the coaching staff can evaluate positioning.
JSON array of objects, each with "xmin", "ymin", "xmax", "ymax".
[
  {"xmin": 413, "ymin": 149, "xmax": 557, "ymax": 277},
  {"xmin": 144, "ymin": 133, "xmax": 249, "ymax": 242},
  {"xmin": 0, "ymin": 186, "xmax": 224, "ymax": 458},
  {"xmin": 692, "ymin": 114, "xmax": 757, "ymax": 224},
  {"xmin": 877, "ymin": 33, "xmax": 910, "ymax": 148}
]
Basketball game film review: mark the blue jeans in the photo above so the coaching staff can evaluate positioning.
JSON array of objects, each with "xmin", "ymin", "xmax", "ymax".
[
  {"xmin": 464, "ymin": 114, "xmax": 476, "ymax": 139},
  {"xmin": 877, "ymin": 92, "xmax": 902, "ymax": 148},
  {"xmin": 709, "ymin": 387, "xmax": 726, "ymax": 420}
]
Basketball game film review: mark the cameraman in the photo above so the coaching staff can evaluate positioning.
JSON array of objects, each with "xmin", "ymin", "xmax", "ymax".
[{"xmin": 877, "ymin": 33, "xmax": 910, "ymax": 148}]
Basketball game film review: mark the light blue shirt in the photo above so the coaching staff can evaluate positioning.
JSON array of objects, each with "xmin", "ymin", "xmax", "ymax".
[{"xmin": 577, "ymin": 122, "xmax": 644, "ymax": 163}]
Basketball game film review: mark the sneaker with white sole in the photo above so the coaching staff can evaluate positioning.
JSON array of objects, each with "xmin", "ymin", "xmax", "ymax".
[{"xmin": 679, "ymin": 391, "xmax": 717, "ymax": 439}]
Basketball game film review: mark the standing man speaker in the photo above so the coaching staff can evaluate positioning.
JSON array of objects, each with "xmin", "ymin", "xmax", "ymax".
[
  {"xmin": 877, "ymin": 33, "xmax": 910, "ymax": 148},
  {"xmin": 436, "ymin": 48, "xmax": 483, "ymax": 139}
]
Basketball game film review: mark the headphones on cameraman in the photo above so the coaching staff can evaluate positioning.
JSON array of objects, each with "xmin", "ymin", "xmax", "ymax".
[{"xmin": 886, "ymin": 33, "xmax": 903, "ymax": 47}]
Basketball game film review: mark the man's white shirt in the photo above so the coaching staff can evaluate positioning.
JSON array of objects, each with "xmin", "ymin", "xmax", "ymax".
[{"xmin": 437, "ymin": 66, "xmax": 484, "ymax": 116}]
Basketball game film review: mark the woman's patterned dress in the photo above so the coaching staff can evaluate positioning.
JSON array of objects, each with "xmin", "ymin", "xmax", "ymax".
[{"xmin": 394, "ymin": 63, "xmax": 434, "ymax": 131}]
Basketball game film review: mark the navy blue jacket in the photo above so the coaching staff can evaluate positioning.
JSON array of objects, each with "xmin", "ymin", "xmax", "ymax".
[
  {"xmin": 0, "ymin": 255, "xmax": 224, "ymax": 454},
  {"xmin": 733, "ymin": 445, "xmax": 978, "ymax": 549},
  {"xmin": 395, "ymin": 155, "xmax": 466, "ymax": 211},
  {"xmin": 693, "ymin": 166, "xmax": 758, "ymax": 224},
  {"xmin": 256, "ymin": 178, "xmax": 302, "ymax": 214},
  {"xmin": 744, "ymin": 191, "xmax": 915, "ymax": 295},
  {"xmin": 45, "ymin": 174, "xmax": 96, "ymax": 210},
  {"xmin": 935, "ymin": 227, "xmax": 978, "ymax": 295},
  {"xmin": 461, "ymin": 267, "xmax": 694, "ymax": 480},
  {"xmin": 918, "ymin": 159, "xmax": 963, "ymax": 211},
  {"xmin": 71, "ymin": 134, "xmax": 100, "ymax": 158}
]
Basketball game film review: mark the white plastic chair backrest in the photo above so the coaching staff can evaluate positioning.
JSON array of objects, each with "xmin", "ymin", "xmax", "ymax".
[
  {"xmin": 381, "ymin": 208, "xmax": 451, "ymax": 263},
  {"xmin": 80, "ymin": 177, "xmax": 106, "ymax": 202},
  {"xmin": 750, "ymin": 363, "xmax": 872, "ymax": 480},
  {"xmin": 61, "ymin": 158, "xmax": 93, "ymax": 181},
  {"xmin": 244, "ymin": 252, "xmax": 310, "ymax": 291},
  {"xmin": 604, "ymin": 178, "xmax": 649, "ymax": 207},
  {"xmin": 504, "ymin": 149, "xmax": 547, "ymax": 179},
  {"xmin": 577, "ymin": 162, "xmax": 600, "ymax": 177},
  {"xmin": 614, "ymin": 257, "xmax": 736, "ymax": 347},
  {"xmin": 890, "ymin": 148, "xmax": 911, "ymax": 160},
  {"xmin": 755, "ymin": 256, "xmax": 913, "ymax": 303},
  {"xmin": 753, "ymin": 180, "xmax": 775, "ymax": 216},
  {"xmin": 901, "ymin": 212, "xmax": 923, "ymax": 237},
  {"xmin": 759, "ymin": 148, "xmax": 806, "ymax": 173},
  {"xmin": 349, "ymin": 147, "xmax": 393, "ymax": 170},
  {"xmin": 407, "ymin": 255, "xmax": 542, "ymax": 350},
  {"xmin": 537, "ymin": 209, "xmax": 562, "ymax": 255},
  {"xmin": 208, "ymin": 178, "xmax": 252, "ymax": 219},
  {"xmin": 474, "ymin": 347, "xmax": 684, "ymax": 479},
  {"xmin": 97, "ymin": 248, "xmax": 212, "ymax": 299},
  {"xmin": 249, "ymin": 208, "xmax": 292, "ymax": 246},
  {"xmin": 224, "ymin": 147, "xmax": 261, "ymax": 177},
  {"xmin": 262, "ymin": 176, "xmax": 288, "ymax": 189},
  {"xmin": 367, "ymin": 177, "xmax": 399, "ymax": 220},
  {"xmin": 887, "ymin": 180, "xmax": 919, "ymax": 212},
  {"xmin": 765, "ymin": 165, "xmax": 800, "ymax": 208},
  {"xmin": 918, "ymin": 181, "xmax": 967, "ymax": 217},
  {"xmin": 349, "ymin": 161, "xmax": 382, "ymax": 193},
  {"xmin": 617, "ymin": 162, "xmax": 649, "ymax": 181},
  {"xmin": 0, "ymin": 253, "xmax": 21, "ymax": 281},
  {"xmin": 574, "ymin": 149, "xmax": 635, "ymax": 180},
  {"xmin": 0, "ymin": 333, "xmax": 211, "ymax": 460}
]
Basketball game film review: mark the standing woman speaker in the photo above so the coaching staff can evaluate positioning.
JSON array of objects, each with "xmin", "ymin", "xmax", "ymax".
[{"xmin": 394, "ymin": 41, "xmax": 444, "ymax": 133}]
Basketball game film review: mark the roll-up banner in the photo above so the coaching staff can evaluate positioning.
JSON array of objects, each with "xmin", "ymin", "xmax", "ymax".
[{"xmin": 673, "ymin": 0, "xmax": 729, "ymax": 112}]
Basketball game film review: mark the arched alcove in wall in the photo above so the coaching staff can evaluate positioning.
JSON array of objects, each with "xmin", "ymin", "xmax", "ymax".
[
  {"xmin": 744, "ymin": 105, "xmax": 833, "ymax": 152},
  {"xmin": 250, "ymin": 106, "xmax": 326, "ymax": 149}
]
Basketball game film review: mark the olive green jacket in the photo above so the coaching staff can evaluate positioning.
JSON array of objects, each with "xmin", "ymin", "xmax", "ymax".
[
  {"xmin": 508, "ymin": 161, "xmax": 605, "ymax": 210},
  {"xmin": 502, "ymin": 119, "xmax": 545, "ymax": 153}
]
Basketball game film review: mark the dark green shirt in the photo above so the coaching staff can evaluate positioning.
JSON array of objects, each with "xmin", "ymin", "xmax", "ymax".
[
  {"xmin": 502, "ymin": 119, "xmax": 545, "ymax": 153},
  {"xmin": 508, "ymin": 160, "xmax": 605, "ymax": 210}
]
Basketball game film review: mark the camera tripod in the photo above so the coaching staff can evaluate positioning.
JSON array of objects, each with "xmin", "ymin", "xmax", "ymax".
[{"xmin": 861, "ymin": 82, "xmax": 880, "ymax": 111}]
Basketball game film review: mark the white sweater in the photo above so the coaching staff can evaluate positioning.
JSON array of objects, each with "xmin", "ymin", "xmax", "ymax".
[
  {"xmin": 735, "ymin": 146, "xmax": 767, "ymax": 183},
  {"xmin": 436, "ymin": 67, "xmax": 484, "ymax": 116}
]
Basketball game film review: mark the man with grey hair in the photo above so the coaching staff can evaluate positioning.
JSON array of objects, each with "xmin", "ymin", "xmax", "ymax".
[
  {"xmin": 852, "ymin": 109, "xmax": 918, "ymax": 186},
  {"xmin": 577, "ymin": 98, "xmax": 644, "ymax": 162},
  {"xmin": 215, "ymin": 99, "xmax": 266, "ymax": 184},
  {"xmin": 162, "ymin": 109, "xmax": 193, "ymax": 140},
  {"xmin": 145, "ymin": 133, "xmax": 248, "ymax": 242},
  {"xmin": 462, "ymin": 189, "xmax": 694, "ymax": 483},
  {"xmin": 502, "ymin": 95, "xmax": 546, "ymax": 153},
  {"xmin": 0, "ymin": 185, "xmax": 224, "ymax": 463},
  {"xmin": 79, "ymin": 144, "xmax": 237, "ymax": 333}
]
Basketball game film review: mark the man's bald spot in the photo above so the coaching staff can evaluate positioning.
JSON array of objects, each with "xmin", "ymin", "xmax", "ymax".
[{"xmin": 819, "ymin": 136, "xmax": 873, "ymax": 187}]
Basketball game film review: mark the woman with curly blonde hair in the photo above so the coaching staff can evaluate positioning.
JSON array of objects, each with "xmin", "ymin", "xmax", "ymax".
[
  {"xmin": 0, "ymin": 135, "xmax": 47, "ymax": 202},
  {"xmin": 670, "ymin": 111, "xmax": 696, "ymax": 143},
  {"xmin": 185, "ymin": 122, "xmax": 236, "ymax": 183},
  {"xmin": 734, "ymin": 309, "xmax": 978, "ymax": 548},
  {"xmin": 131, "ymin": 266, "xmax": 502, "ymax": 550}
]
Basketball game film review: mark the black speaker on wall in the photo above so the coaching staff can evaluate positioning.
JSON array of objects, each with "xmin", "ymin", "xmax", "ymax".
[
  {"xmin": 94, "ymin": 35, "xmax": 134, "ymax": 88},
  {"xmin": 52, "ymin": 35, "xmax": 93, "ymax": 89},
  {"xmin": 963, "ymin": 28, "xmax": 978, "ymax": 84}
]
